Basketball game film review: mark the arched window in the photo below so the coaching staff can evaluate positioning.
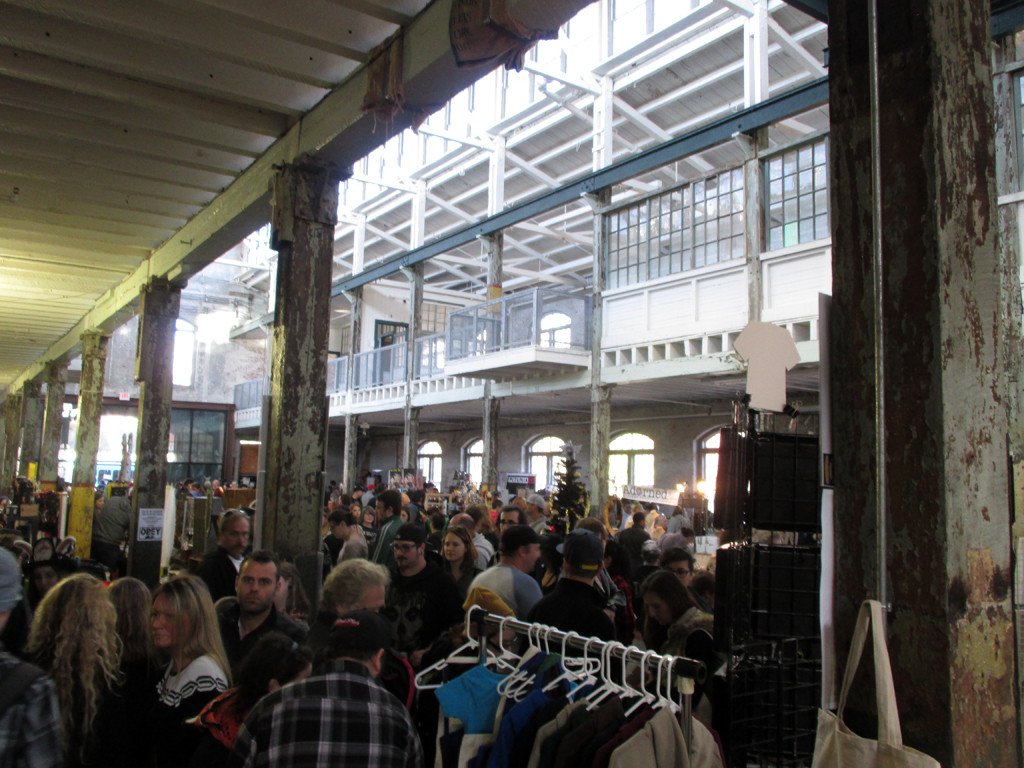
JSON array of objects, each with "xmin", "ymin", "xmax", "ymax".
[
  {"xmin": 695, "ymin": 427, "xmax": 724, "ymax": 513},
  {"xmin": 173, "ymin": 318, "xmax": 195, "ymax": 387},
  {"xmin": 540, "ymin": 312, "xmax": 571, "ymax": 348},
  {"xmin": 417, "ymin": 441, "xmax": 443, "ymax": 488},
  {"xmin": 527, "ymin": 435, "xmax": 564, "ymax": 492},
  {"xmin": 464, "ymin": 438, "xmax": 483, "ymax": 485},
  {"xmin": 608, "ymin": 432, "xmax": 655, "ymax": 495}
]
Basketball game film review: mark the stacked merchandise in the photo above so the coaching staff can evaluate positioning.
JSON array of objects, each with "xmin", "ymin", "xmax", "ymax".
[{"xmin": 712, "ymin": 414, "xmax": 822, "ymax": 767}]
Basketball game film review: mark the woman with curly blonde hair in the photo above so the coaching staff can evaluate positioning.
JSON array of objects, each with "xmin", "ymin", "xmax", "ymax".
[
  {"xmin": 149, "ymin": 574, "xmax": 230, "ymax": 768},
  {"xmin": 25, "ymin": 572, "xmax": 122, "ymax": 767}
]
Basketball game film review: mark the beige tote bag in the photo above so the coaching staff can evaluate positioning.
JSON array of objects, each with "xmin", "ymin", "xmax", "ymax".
[{"xmin": 811, "ymin": 600, "xmax": 939, "ymax": 768}]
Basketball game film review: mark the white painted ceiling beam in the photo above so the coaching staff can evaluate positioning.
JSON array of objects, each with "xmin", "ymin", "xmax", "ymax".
[{"xmin": 767, "ymin": 18, "xmax": 826, "ymax": 77}]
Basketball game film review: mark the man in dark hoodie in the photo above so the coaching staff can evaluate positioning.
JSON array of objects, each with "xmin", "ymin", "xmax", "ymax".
[{"xmin": 382, "ymin": 523, "xmax": 462, "ymax": 669}]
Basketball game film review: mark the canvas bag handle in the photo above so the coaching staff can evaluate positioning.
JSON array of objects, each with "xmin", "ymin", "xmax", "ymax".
[{"xmin": 835, "ymin": 599, "xmax": 903, "ymax": 747}]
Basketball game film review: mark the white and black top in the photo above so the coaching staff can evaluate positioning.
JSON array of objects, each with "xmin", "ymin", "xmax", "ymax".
[{"xmin": 151, "ymin": 654, "xmax": 229, "ymax": 768}]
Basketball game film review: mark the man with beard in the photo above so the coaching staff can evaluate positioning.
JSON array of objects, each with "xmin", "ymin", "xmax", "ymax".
[
  {"xmin": 217, "ymin": 550, "xmax": 307, "ymax": 674},
  {"xmin": 382, "ymin": 524, "xmax": 462, "ymax": 669}
]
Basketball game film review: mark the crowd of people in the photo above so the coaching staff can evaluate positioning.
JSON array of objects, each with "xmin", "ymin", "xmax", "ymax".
[{"xmin": 0, "ymin": 481, "xmax": 715, "ymax": 768}]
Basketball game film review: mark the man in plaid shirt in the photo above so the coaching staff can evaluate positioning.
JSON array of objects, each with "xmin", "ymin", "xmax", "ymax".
[
  {"xmin": 230, "ymin": 609, "xmax": 423, "ymax": 768},
  {"xmin": 0, "ymin": 548, "xmax": 61, "ymax": 768}
]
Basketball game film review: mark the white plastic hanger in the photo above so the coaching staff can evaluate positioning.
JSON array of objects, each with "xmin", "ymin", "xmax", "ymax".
[{"xmin": 624, "ymin": 649, "xmax": 658, "ymax": 717}]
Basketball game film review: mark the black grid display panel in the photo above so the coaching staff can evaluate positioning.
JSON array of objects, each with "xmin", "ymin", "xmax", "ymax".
[
  {"xmin": 716, "ymin": 639, "xmax": 821, "ymax": 768},
  {"xmin": 750, "ymin": 433, "xmax": 821, "ymax": 532}
]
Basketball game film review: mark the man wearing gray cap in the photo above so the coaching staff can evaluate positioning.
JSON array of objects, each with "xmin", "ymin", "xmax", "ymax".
[
  {"xmin": 525, "ymin": 494, "xmax": 549, "ymax": 534},
  {"xmin": 0, "ymin": 548, "xmax": 61, "ymax": 768}
]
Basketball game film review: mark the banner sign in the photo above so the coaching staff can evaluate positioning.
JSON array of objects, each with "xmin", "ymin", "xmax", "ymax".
[{"xmin": 620, "ymin": 485, "xmax": 679, "ymax": 504}]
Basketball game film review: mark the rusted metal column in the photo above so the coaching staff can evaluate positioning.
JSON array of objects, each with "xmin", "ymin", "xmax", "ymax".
[
  {"xmin": 38, "ymin": 361, "xmax": 68, "ymax": 492},
  {"xmin": 403, "ymin": 264, "xmax": 423, "ymax": 468},
  {"xmin": 18, "ymin": 380, "xmax": 43, "ymax": 481},
  {"xmin": 263, "ymin": 160, "xmax": 342, "ymax": 603},
  {"xmin": 830, "ymin": 2, "xmax": 1016, "ymax": 765},
  {"xmin": 342, "ymin": 288, "xmax": 362, "ymax": 492},
  {"xmin": 741, "ymin": 129, "xmax": 767, "ymax": 323},
  {"xmin": 992, "ymin": 38, "xmax": 1024, "ymax": 762},
  {"xmin": 69, "ymin": 333, "xmax": 109, "ymax": 558},
  {"xmin": 589, "ymin": 385, "xmax": 612, "ymax": 513},
  {"xmin": 1, "ymin": 394, "xmax": 21, "ymax": 495},
  {"xmin": 129, "ymin": 279, "xmax": 181, "ymax": 586},
  {"xmin": 485, "ymin": 233, "xmax": 504, "ymax": 301},
  {"xmin": 482, "ymin": 381, "xmax": 500, "ymax": 493},
  {"xmin": 402, "ymin": 405, "xmax": 420, "ymax": 470},
  {"xmin": 587, "ymin": 188, "xmax": 611, "ymax": 509}
]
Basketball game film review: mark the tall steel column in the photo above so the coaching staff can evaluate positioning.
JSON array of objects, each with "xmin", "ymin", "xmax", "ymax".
[
  {"xmin": 830, "ymin": 1, "xmax": 1016, "ymax": 764},
  {"xmin": 129, "ymin": 280, "xmax": 181, "ymax": 586},
  {"xmin": 68, "ymin": 333, "xmax": 109, "ymax": 557},
  {"xmin": 482, "ymin": 381, "xmax": 500, "ymax": 494},
  {"xmin": 262, "ymin": 161, "xmax": 342, "ymax": 603},
  {"xmin": 38, "ymin": 360, "xmax": 68, "ymax": 492},
  {"xmin": 17, "ymin": 381, "xmax": 43, "ymax": 481},
  {"xmin": 1, "ymin": 394, "xmax": 22, "ymax": 495},
  {"xmin": 342, "ymin": 288, "xmax": 362, "ymax": 493},
  {"xmin": 588, "ymin": 188, "xmax": 612, "ymax": 510},
  {"xmin": 402, "ymin": 263, "xmax": 423, "ymax": 468}
]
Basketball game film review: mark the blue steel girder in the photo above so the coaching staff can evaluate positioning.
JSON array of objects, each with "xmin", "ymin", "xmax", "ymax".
[{"xmin": 333, "ymin": 77, "xmax": 829, "ymax": 296}]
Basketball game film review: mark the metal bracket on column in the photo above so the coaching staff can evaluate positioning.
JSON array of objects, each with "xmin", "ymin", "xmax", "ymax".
[
  {"xmin": 581, "ymin": 191, "xmax": 609, "ymax": 213},
  {"xmin": 271, "ymin": 160, "xmax": 352, "ymax": 251},
  {"xmin": 733, "ymin": 131, "xmax": 758, "ymax": 160}
]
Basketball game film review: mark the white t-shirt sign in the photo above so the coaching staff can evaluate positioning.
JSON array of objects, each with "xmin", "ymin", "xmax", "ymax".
[{"xmin": 733, "ymin": 321, "xmax": 801, "ymax": 412}]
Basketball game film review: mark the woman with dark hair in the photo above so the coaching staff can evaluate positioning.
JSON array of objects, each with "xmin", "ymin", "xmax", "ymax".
[
  {"xmin": 188, "ymin": 632, "xmax": 313, "ymax": 767},
  {"xmin": 641, "ymin": 569, "xmax": 716, "ymax": 717},
  {"xmin": 441, "ymin": 525, "xmax": 480, "ymax": 600},
  {"xmin": 538, "ymin": 533, "xmax": 563, "ymax": 594},
  {"xmin": 104, "ymin": 577, "xmax": 160, "ymax": 768},
  {"xmin": 274, "ymin": 562, "xmax": 312, "ymax": 628},
  {"xmin": 149, "ymin": 574, "xmax": 232, "ymax": 768},
  {"xmin": 25, "ymin": 573, "xmax": 121, "ymax": 767}
]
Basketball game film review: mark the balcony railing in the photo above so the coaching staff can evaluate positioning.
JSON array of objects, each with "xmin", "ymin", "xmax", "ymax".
[
  {"xmin": 233, "ymin": 377, "xmax": 267, "ymax": 410},
  {"xmin": 353, "ymin": 342, "xmax": 407, "ymax": 391},
  {"xmin": 326, "ymin": 357, "xmax": 349, "ymax": 393},
  {"xmin": 415, "ymin": 333, "xmax": 446, "ymax": 379},
  {"xmin": 447, "ymin": 288, "xmax": 591, "ymax": 361}
]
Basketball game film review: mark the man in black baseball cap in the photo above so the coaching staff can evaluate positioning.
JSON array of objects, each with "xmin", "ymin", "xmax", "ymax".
[
  {"xmin": 382, "ymin": 523, "xmax": 462, "ymax": 669},
  {"xmin": 526, "ymin": 528, "xmax": 615, "ymax": 641},
  {"xmin": 232, "ymin": 608, "xmax": 423, "ymax": 767}
]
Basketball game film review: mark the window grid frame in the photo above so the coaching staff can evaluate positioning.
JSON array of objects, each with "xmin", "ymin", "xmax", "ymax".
[
  {"xmin": 765, "ymin": 136, "xmax": 830, "ymax": 251},
  {"xmin": 604, "ymin": 166, "xmax": 745, "ymax": 290}
]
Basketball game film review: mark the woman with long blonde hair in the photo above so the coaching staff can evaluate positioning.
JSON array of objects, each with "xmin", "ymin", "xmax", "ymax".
[
  {"xmin": 149, "ymin": 574, "xmax": 230, "ymax": 768},
  {"xmin": 25, "ymin": 572, "xmax": 122, "ymax": 767}
]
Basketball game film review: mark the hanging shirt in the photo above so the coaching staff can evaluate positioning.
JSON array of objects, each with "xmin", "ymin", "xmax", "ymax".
[
  {"xmin": 436, "ymin": 665, "xmax": 507, "ymax": 735},
  {"xmin": 732, "ymin": 321, "xmax": 801, "ymax": 412}
]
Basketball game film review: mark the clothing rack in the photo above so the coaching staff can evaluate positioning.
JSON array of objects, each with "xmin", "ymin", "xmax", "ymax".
[{"xmin": 465, "ymin": 605, "xmax": 707, "ymax": 745}]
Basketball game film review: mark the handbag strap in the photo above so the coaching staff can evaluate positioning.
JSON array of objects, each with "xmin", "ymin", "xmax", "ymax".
[{"xmin": 835, "ymin": 599, "xmax": 903, "ymax": 747}]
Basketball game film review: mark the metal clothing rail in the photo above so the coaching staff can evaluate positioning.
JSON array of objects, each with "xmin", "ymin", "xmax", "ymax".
[{"xmin": 465, "ymin": 605, "xmax": 707, "ymax": 746}]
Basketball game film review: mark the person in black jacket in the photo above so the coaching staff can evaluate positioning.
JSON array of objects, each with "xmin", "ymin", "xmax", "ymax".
[
  {"xmin": 199, "ymin": 511, "xmax": 251, "ymax": 602},
  {"xmin": 216, "ymin": 551, "xmax": 307, "ymax": 675},
  {"xmin": 528, "ymin": 529, "xmax": 615, "ymax": 642}
]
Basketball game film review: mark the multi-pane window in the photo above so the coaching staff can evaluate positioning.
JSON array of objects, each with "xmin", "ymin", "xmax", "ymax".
[
  {"xmin": 421, "ymin": 303, "xmax": 451, "ymax": 336},
  {"xmin": 418, "ymin": 441, "xmax": 443, "ymax": 488},
  {"xmin": 766, "ymin": 138, "xmax": 830, "ymax": 251},
  {"xmin": 608, "ymin": 432, "xmax": 655, "ymax": 496},
  {"xmin": 464, "ymin": 438, "xmax": 483, "ymax": 484},
  {"xmin": 527, "ymin": 435, "xmax": 565, "ymax": 492},
  {"xmin": 696, "ymin": 427, "xmax": 722, "ymax": 513},
  {"xmin": 605, "ymin": 168, "xmax": 744, "ymax": 289}
]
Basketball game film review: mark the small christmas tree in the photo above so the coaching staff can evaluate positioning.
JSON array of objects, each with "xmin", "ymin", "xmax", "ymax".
[{"xmin": 549, "ymin": 442, "xmax": 589, "ymax": 534}]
